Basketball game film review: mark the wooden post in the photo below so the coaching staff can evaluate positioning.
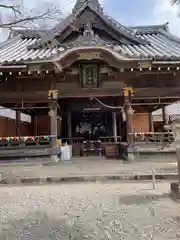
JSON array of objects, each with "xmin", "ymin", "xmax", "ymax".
[
  {"xmin": 152, "ymin": 168, "xmax": 156, "ymax": 190},
  {"xmin": 177, "ymin": 148, "xmax": 180, "ymax": 184},
  {"xmin": 148, "ymin": 112, "xmax": 154, "ymax": 132},
  {"xmin": 57, "ymin": 108, "xmax": 61, "ymax": 138},
  {"xmin": 118, "ymin": 113, "xmax": 122, "ymax": 139},
  {"xmin": 112, "ymin": 111, "xmax": 117, "ymax": 142},
  {"xmin": 67, "ymin": 110, "xmax": 72, "ymax": 140},
  {"xmin": 48, "ymin": 89, "xmax": 59, "ymax": 162},
  {"xmin": 123, "ymin": 88, "xmax": 134, "ymax": 148},
  {"xmin": 49, "ymin": 101, "xmax": 58, "ymax": 162},
  {"xmin": 125, "ymin": 101, "xmax": 134, "ymax": 147},
  {"xmin": 32, "ymin": 115, "xmax": 38, "ymax": 136},
  {"xmin": 170, "ymin": 122, "xmax": 180, "ymax": 199},
  {"xmin": 162, "ymin": 106, "xmax": 168, "ymax": 125},
  {"xmin": 15, "ymin": 110, "xmax": 21, "ymax": 136},
  {"xmin": 57, "ymin": 116, "xmax": 61, "ymax": 138}
]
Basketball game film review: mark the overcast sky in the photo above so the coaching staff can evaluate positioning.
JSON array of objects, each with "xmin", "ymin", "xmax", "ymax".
[
  {"xmin": 0, "ymin": 0, "xmax": 180, "ymax": 38},
  {"xmin": 23, "ymin": 0, "xmax": 180, "ymax": 35}
]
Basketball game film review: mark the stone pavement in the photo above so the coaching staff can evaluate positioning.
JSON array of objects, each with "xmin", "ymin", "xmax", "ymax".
[
  {"xmin": 0, "ymin": 182, "xmax": 180, "ymax": 239},
  {"xmin": 0, "ymin": 157, "xmax": 178, "ymax": 184}
]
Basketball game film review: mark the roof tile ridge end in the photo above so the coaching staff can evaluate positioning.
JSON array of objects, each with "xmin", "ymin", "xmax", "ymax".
[
  {"xmin": 130, "ymin": 22, "xmax": 168, "ymax": 30},
  {"xmin": 159, "ymin": 27, "xmax": 180, "ymax": 45}
]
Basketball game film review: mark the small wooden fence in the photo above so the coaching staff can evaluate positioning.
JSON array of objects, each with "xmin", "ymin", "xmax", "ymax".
[
  {"xmin": 129, "ymin": 132, "xmax": 174, "ymax": 148},
  {"xmin": 0, "ymin": 136, "xmax": 52, "ymax": 149}
]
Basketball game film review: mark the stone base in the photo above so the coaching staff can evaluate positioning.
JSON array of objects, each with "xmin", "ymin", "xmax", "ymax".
[
  {"xmin": 50, "ymin": 155, "xmax": 59, "ymax": 163},
  {"xmin": 170, "ymin": 182, "xmax": 180, "ymax": 199},
  {"xmin": 127, "ymin": 152, "xmax": 135, "ymax": 161},
  {"xmin": 127, "ymin": 147, "xmax": 137, "ymax": 161}
]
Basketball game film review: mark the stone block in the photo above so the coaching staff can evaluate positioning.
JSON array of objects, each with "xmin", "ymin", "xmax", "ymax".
[
  {"xmin": 127, "ymin": 148, "xmax": 137, "ymax": 161},
  {"xmin": 170, "ymin": 182, "xmax": 180, "ymax": 199}
]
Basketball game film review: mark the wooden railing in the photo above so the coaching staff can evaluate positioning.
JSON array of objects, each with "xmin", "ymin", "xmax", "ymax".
[
  {"xmin": 129, "ymin": 132, "xmax": 174, "ymax": 146},
  {"xmin": 61, "ymin": 137, "xmax": 123, "ymax": 157},
  {"xmin": 100, "ymin": 136, "xmax": 122, "ymax": 143},
  {"xmin": 61, "ymin": 137, "xmax": 84, "ymax": 144},
  {"xmin": 0, "ymin": 136, "xmax": 52, "ymax": 149}
]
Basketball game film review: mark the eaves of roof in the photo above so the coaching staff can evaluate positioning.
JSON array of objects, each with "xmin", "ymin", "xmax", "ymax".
[
  {"xmin": 129, "ymin": 22, "xmax": 169, "ymax": 34},
  {"xmin": 28, "ymin": 3, "xmax": 147, "ymax": 50},
  {"xmin": 153, "ymin": 103, "xmax": 180, "ymax": 116},
  {"xmin": 2, "ymin": 28, "xmax": 180, "ymax": 65}
]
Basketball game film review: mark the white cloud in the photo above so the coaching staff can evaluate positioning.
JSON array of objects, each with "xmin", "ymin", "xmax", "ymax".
[{"xmin": 152, "ymin": 0, "xmax": 180, "ymax": 36}]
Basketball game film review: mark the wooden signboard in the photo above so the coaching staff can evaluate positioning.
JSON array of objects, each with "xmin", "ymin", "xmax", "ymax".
[{"xmin": 77, "ymin": 52, "xmax": 101, "ymax": 60}]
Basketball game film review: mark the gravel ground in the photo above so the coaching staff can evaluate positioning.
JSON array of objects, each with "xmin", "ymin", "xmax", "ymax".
[{"xmin": 0, "ymin": 182, "xmax": 179, "ymax": 239}]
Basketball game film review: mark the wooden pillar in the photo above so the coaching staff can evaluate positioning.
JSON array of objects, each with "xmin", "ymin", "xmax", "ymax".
[
  {"xmin": 57, "ymin": 117, "xmax": 61, "ymax": 138},
  {"xmin": 125, "ymin": 102, "xmax": 134, "ymax": 147},
  {"xmin": 162, "ymin": 106, "xmax": 168, "ymax": 125},
  {"xmin": 124, "ymin": 88, "xmax": 134, "ymax": 148},
  {"xmin": 112, "ymin": 111, "xmax": 117, "ymax": 142},
  {"xmin": 118, "ymin": 113, "xmax": 122, "ymax": 139},
  {"xmin": 32, "ymin": 115, "xmax": 38, "ymax": 136},
  {"xmin": 148, "ymin": 112, "xmax": 154, "ymax": 132},
  {"xmin": 67, "ymin": 110, "xmax": 72, "ymax": 140},
  {"xmin": 49, "ymin": 101, "xmax": 58, "ymax": 162},
  {"xmin": 57, "ymin": 107, "xmax": 61, "ymax": 138},
  {"xmin": 15, "ymin": 110, "xmax": 21, "ymax": 136}
]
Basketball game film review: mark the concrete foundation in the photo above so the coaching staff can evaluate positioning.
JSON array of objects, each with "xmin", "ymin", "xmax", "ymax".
[
  {"xmin": 127, "ymin": 153, "xmax": 136, "ymax": 161},
  {"xmin": 127, "ymin": 147, "xmax": 136, "ymax": 161},
  {"xmin": 170, "ymin": 182, "xmax": 180, "ymax": 200},
  {"xmin": 50, "ymin": 155, "xmax": 59, "ymax": 163}
]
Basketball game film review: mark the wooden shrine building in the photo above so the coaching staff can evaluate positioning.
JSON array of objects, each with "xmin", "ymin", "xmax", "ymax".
[{"xmin": 0, "ymin": 0, "xmax": 180, "ymax": 160}]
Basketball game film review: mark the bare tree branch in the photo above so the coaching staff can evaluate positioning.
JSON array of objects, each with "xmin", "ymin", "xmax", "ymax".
[
  {"xmin": 0, "ymin": 1, "xmax": 62, "ymax": 30},
  {"xmin": 171, "ymin": 0, "xmax": 180, "ymax": 4},
  {"xmin": 0, "ymin": 10, "xmax": 58, "ymax": 28},
  {"xmin": 0, "ymin": 4, "xmax": 21, "ymax": 15},
  {"xmin": 171, "ymin": 0, "xmax": 180, "ymax": 17}
]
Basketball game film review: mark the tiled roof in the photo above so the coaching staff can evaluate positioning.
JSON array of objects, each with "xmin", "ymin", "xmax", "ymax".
[
  {"xmin": 153, "ymin": 103, "xmax": 180, "ymax": 116},
  {"xmin": 31, "ymin": 2, "xmax": 146, "ymax": 50},
  {"xmin": 130, "ymin": 23, "xmax": 169, "ymax": 34},
  {"xmin": 1, "ymin": 1, "xmax": 180, "ymax": 64},
  {"xmin": 73, "ymin": 0, "xmax": 103, "ymax": 13},
  {"xmin": 0, "ymin": 36, "xmax": 63, "ymax": 63}
]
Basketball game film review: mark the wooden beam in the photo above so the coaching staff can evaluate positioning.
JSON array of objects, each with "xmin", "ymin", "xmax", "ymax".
[
  {"xmin": 131, "ymin": 102, "xmax": 176, "ymax": 106},
  {"xmin": 133, "ymin": 96, "xmax": 180, "ymax": 100}
]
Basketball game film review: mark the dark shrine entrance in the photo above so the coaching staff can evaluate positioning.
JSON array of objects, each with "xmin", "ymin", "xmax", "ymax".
[
  {"xmin": 59, "ymin": 97, "xmax": 128, "ymax": 157},
  {"xmin": 72, "ymin": 110, "xmax": 113, "ymax": 140}
]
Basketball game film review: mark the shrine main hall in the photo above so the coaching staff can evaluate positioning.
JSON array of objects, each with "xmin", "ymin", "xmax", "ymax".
[{"xmin": 0, "ymin": 0, "xmax": 179, "ymax": 160}]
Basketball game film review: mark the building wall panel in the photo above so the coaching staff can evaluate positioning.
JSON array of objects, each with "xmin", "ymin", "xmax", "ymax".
[
  {"xmin": 0, "ymin": 117, "xmax": 32, "ymax": 137},
  {"xmin": 132, "ymin": 113, "xmax": 149, "ymax": 133}
]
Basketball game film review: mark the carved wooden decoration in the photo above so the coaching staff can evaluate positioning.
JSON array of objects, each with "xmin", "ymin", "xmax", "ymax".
[
  {"xmin": 28, "ymin": 64, "xmax": 41, "ymax": 72},
  {"xmin": 77, "ymin": 52, "xmax": 101, "ymax": 60},
  {"xmin": 48, "ymin": 90, "xmax": 59, "ymax": 100},
  {"xmin": 123, "ymin": 87, "xmax": 134, "ymax": 97}
]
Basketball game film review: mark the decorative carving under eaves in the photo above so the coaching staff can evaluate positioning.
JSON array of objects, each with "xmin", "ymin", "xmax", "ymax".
[{"xmin": 62, "ymin": 23, "xmax": 106, "ymax": 49}]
